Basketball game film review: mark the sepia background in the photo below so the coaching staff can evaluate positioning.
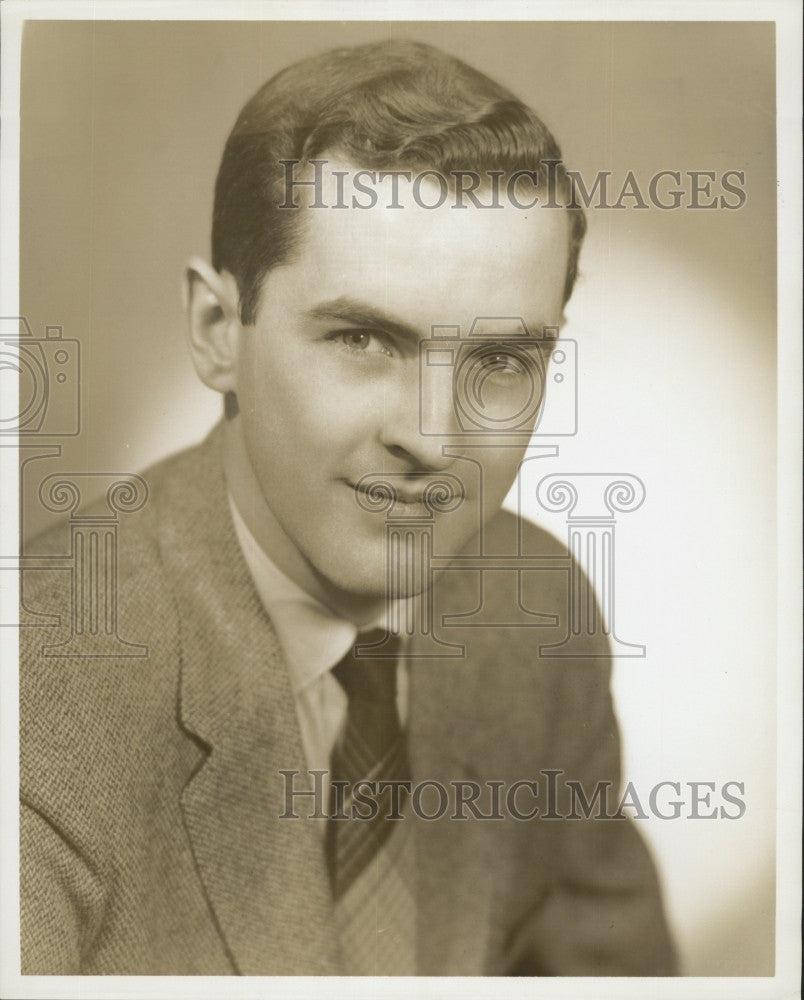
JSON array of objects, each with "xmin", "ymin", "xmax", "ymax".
[{"xmin": 16, "ymin": 20, "xmax": 776, "ymax": 975}]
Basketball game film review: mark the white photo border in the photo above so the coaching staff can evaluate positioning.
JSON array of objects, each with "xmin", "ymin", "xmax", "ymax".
[{"xmin": 1, "ymin": 3, "xmax": 801, "ymax": 999}]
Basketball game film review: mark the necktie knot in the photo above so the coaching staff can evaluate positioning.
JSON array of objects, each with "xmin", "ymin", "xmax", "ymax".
[{"xmin": 331, "ymin": 630, "xmax": 401, "ymax": 704}]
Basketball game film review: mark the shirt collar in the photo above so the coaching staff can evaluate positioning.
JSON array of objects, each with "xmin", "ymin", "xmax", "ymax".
[{"xmin": 229, "ymin": 496, "xmax": 394, "ymax": 694}]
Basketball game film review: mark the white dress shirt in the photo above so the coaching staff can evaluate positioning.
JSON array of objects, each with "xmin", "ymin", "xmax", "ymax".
[{"xmin": 228, "ymin": 497, "xmax": 409, "ymax": 779}]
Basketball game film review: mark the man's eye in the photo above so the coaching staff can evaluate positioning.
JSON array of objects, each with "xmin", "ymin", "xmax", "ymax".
[
  {"xmin": 476, "ymin": 351, "xmax": 526, "ymax": 378},
  {"xmin": 342, "ymin": 330, "xmax": 371, "ymax": 350},
  {"xmin": 332, "ymin": 329, "xmax": 393, "ymax": 357}
]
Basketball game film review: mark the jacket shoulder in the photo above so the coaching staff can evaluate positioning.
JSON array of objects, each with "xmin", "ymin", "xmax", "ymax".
[
  {"xmin": 19, "ymin": 440, "xmax": 213, "ymax": 860},
  {"xmin": 437, "ymin": 505, "xmax": 615, "ymax": 748}
]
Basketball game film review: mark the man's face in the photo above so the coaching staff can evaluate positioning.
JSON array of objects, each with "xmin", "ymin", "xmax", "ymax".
[{"xmin": 229, "ymin": 161, "xmax": 569, "ymax": 614}]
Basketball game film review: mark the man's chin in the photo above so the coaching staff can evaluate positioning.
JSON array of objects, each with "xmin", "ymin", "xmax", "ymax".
[
  {"xmin": 308, "ymin": 528, "xmax": 477, "ymax": 613},
  {"xmin": 311, "ymin": 558, "xmax": 431, "ymax": 620}
]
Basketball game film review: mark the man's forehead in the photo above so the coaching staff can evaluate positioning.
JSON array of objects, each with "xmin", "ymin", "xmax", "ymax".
[
  {"xmin": 291, "ymin": 156, "xmax": 568, "ymax": 241},
  {"xmin": 266, "ymin": 157, "xmax": 570, "ymax": 332}
]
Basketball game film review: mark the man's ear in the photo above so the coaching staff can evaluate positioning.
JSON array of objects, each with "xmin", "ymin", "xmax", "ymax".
[{"xmin": 183, "ymin": 258, "xmax": 244, "ymax": 393}]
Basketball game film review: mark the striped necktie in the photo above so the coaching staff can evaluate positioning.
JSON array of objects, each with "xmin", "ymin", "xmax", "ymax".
[{"xmin": 325, "ymin": 630, "xmax": 409, "ymax": 899}]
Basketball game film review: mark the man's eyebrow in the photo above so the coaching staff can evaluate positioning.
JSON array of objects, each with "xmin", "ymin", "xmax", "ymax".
[
  {"xmin": 305, "ymin": 297, "xmax": 424, "ymax": 344},
  {"xmin": 306, "ymin": 297, "xmax": 560, "ymax": 343}
]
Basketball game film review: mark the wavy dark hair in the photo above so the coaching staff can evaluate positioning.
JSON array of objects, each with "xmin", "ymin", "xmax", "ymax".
[{"xmin": 212, "ymin": 40, "xmax": 586, "ymax": 324}]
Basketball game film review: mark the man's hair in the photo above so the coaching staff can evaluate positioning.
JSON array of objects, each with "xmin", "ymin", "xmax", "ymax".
[{"xmin": 212, "ymin": 40, "xmax": 586, "ymax": 324}]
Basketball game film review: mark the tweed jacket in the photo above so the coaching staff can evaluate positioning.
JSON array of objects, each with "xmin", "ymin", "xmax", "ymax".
[{"xmin": 19, "ymin": 426, "xmax": 676, "ymax": 976}]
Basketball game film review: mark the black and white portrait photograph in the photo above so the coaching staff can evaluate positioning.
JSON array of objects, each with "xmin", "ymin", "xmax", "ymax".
[{"xmin": 0, "ymin": 3, "xmax": 800, "ymax": 999}]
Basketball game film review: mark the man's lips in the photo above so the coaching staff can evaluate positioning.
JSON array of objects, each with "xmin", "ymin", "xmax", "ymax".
[
  {"xmin": 345, "ymin": 474, "xmax": 467, "ymax": 510},
  {"xmin": 348, "ymin": 479, "xmax": 428, "ymax": 505}
]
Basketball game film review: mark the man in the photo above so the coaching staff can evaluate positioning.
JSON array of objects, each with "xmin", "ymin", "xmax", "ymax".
[{"xmin": 20, "ymin": 40, "xmax": 676, "ymax": 975}]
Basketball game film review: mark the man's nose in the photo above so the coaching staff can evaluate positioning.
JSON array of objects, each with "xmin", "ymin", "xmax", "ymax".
[{"xmin": 379, "ymin": 361, "xmax": 459, "ymax": 471}]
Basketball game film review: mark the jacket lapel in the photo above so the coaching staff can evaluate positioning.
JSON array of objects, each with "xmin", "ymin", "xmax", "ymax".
[{"xmin": 156, "ymin": 428, "xmax": 342, "ymax": 975}]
